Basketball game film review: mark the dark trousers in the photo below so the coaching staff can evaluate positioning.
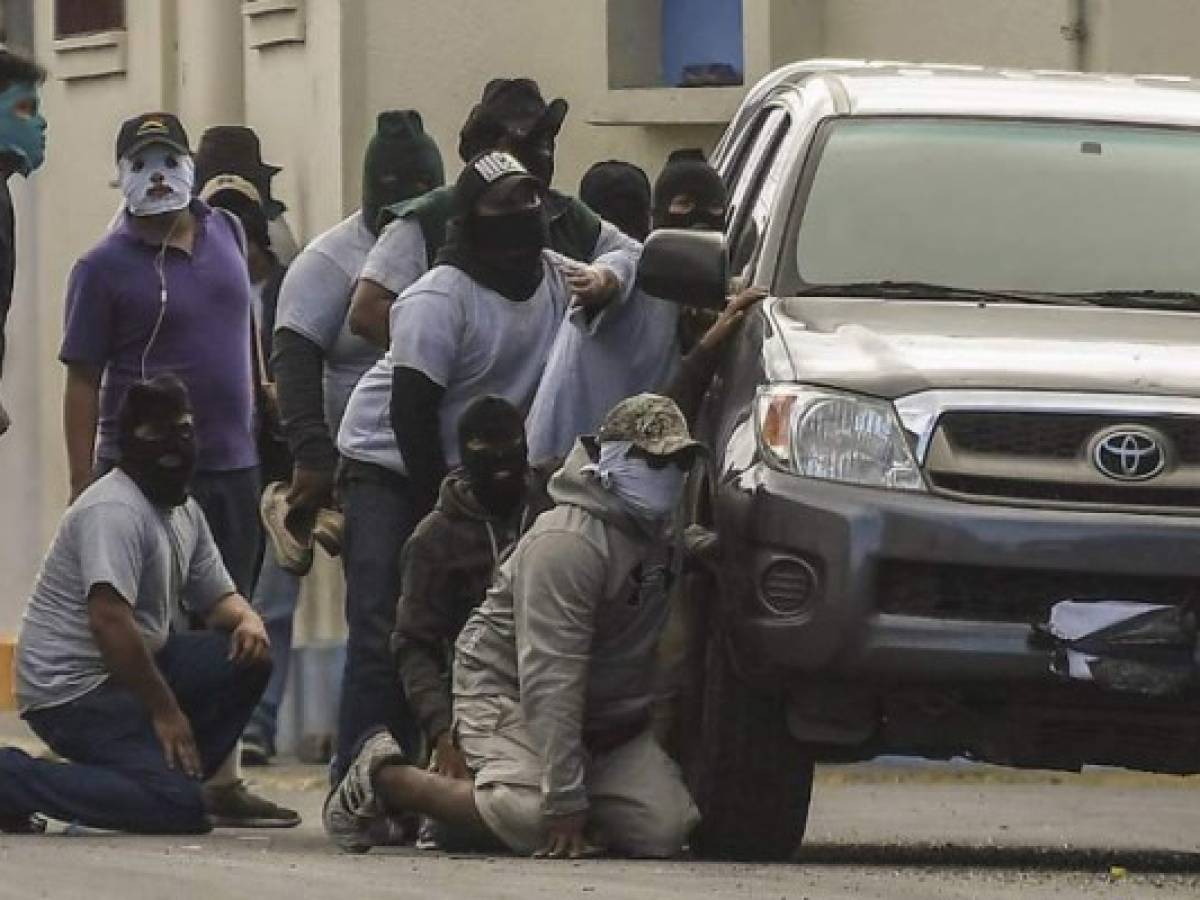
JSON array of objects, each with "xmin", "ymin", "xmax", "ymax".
[
  {"xmin": 0, "ymin": 633, "xmax": 269, "ymax": 834},
  {"xmin": 332, "ymin": 460, "xmax": 421, "ymax": 782},
  {"xmin": 191, "ymin": 467, "xmax": 263, "ymax": 597}
]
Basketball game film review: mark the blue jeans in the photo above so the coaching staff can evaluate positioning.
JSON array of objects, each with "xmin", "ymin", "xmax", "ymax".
[
  {"xmin": 244, "ymin": 554, "xmax": 302, "ymax": 752},
  {"xmin": 332, "ymin": 460, "xmax": 421, "ymax": 782},
  {"xmin": 0, "ymin": 632, "xmax": 269, "ymax": 834}
]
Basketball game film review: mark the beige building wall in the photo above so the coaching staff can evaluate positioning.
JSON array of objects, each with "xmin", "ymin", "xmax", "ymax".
[{"xmin": 4, "ymin": 0, "xmax": 1200, "ymax": 631}]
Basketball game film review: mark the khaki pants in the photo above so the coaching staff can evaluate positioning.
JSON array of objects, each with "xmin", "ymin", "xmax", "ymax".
[{"xmin": 454, "ymin": 694, "xmax": 699, "ymax": 857}]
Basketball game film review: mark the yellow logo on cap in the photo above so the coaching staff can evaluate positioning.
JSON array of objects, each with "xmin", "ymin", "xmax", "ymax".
[{"xmin": 137, "ymin": 118, "xmax": 168, "ymax": 136}]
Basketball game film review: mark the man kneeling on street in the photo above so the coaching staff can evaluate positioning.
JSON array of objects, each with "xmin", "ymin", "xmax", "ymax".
[
  {"xmin": 325, "ymin": 394, "xmax": 701, "ymax": 858},
  {"xmin": 0, "ymin": 376, "xmax": 272, "ymax": 835}
]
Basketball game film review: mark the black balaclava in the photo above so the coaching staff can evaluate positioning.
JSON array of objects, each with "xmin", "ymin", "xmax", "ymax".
[
  {"xmin": 652, "ymin": 148, "xmax": 728, "ymax": 231},
  {"xmin": 362, "ymin": 110, "xmax": 445, "ymax": 235},
  {"xmin": 437, "ymin": 151, "xmax": 548, "ymax": 302},
  {"xmin": 116, "ymin": 375, "xmax": 198, "ymax": 509},
  {"xmin": 458, "ymin": 78, "xmax": 568, "ymax": 188},
  {"xmin": 580, "ymin": 160, "xmax": 652, "ymax": 242},
  {"xmin": 457, "ymin": 395, "xmax": 529, "ymax": 518}
]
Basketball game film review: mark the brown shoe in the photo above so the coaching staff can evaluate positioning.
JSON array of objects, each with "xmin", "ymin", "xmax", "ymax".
[
  {"xmin": 204, "ymin": 780, "xmax": 301, "ymax": 829},
  {"xmin": 312, "ymin": 508, "xmax": 344, "ymax": 557},
  {"xmin": 260, "ymin": 481, "xmax": 314, "ymax": 576}
]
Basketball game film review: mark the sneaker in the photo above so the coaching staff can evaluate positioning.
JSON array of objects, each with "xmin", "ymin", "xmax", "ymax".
[
  {"xmin": 322, "ymin": 728, "xmax": 407, "ymax": 853},
  {"xmin": 0, "ymin": 813, "xmax": 46, "ymax": 834},
  {"xmin": 203, "ymin": 780, "xmax": 301, "ymax": 828},
  {"xmin": 312, "ymin": 508, "xmax": 344, "ymax": 557},
  {"xmin": 240, "ymin": 735, "xmax": 273, "ymax": 767},
  {"xmin": 260, "ymin": 481, "xmax": 314, "ymax": 576}
]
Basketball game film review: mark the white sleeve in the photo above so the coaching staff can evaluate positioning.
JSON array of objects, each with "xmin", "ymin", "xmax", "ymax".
[
  {"xmin": 358, "ymin": 218, "xmax": 431, "ymax": 297},
  {"xmin": 590, "ymin": 218, "xmax": 642, "ymax": 261},
  {"xmin": 387, "ymin": 285, "xmax": 464, "ymax": 388}
]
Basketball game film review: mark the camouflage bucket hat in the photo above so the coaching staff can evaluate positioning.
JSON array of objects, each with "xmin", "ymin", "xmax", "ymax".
[{"xmin": 597, "ymin": 393, "xmax": 704, "ymax": 458}]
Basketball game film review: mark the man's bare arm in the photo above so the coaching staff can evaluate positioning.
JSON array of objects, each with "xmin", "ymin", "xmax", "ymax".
[
  {"xmin": 88, "ymin": 584, "xmax": 202, "ymax": 777},
  {"xmin": 348, "ymin": 278, "xmax": 396, "ymax": 349},
  {"xmin": 64, "ymin": 363, "xmax": 102, "ymax": 501},
  {"xmin": 205, "ymin": 592, "xmax": 271, "ymax": 667}
]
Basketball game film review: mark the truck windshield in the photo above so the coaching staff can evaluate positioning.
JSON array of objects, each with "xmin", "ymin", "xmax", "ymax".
[{"xmin": 787, "ymin": 118, "xmax": 1200, "ymax": 307}]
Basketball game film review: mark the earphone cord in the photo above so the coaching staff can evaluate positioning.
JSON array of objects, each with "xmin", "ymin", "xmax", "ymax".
[{"xmin": 139, "ymin": 212, "xmax": 184, "ymax": 382}]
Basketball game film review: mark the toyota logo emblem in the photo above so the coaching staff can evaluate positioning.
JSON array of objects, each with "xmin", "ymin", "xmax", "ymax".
[{"xmin": 1091, "ymin": 427, "xmax": 1168, "ymax": 482}]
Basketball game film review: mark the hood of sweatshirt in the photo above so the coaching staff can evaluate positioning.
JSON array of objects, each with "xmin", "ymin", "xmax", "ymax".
[{"xmin": 547, "ymin": 440, "xmax": 656, "ymax": 540}]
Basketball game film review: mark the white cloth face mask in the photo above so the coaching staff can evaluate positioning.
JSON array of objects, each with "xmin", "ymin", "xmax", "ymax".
[
  {"xmin": 119, "ymin": 146, "xmax": 195, "ymax": 217},
  {"xmin": 589, "ymin": 439, "xmax": 686, "ymax": 524}
]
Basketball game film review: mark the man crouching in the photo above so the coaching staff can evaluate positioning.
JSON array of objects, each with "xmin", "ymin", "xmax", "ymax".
[
  {"xmin": 0, "ymin": 376, "xmax": 271, "ymax": 835},
  {"xmin": 325, "ymin": 394, "xmax": 701, "ymax": 858}
]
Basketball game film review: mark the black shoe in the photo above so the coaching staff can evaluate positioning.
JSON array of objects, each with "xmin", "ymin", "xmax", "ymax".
[
  {"xmin": 204, "ymin": 780, "xmax": 301, "ymax": 828},
  {"xmin": 0, "ymin": 813, "xmax": 47, "ymax": 834}
]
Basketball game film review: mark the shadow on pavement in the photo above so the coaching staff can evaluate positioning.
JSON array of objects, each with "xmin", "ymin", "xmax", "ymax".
[{"xmin": 795, "ymin": 841, "xmax": 1200, "ymax": 873}]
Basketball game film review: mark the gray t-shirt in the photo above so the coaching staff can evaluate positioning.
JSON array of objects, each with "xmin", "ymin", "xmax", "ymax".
[
  {"xmin": 337, "ymin": 253, "xmax": 573, "ymax": 475},
  {"xmin": 274, "ymin": 210, "xmax": 380, "ymax": 434},
  {"xmin": 16, "ymin": 469, "xmax": 235, "ymax": 713}
]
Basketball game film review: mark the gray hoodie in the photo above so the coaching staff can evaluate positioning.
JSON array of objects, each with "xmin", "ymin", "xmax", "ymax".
[{"xmin": 453, "ymin": 440, "xmax": 674, "ymax": 817}]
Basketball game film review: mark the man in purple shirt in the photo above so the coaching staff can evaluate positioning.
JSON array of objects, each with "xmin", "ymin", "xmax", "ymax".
[{"xmin": 59, "ymin": 112, "xmax": 296, "ymax": 829}]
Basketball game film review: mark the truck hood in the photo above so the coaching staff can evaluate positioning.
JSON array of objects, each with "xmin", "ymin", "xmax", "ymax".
[{"xmin": 765, "ymin": 297, "xmax": 1200, "ymax": 398}]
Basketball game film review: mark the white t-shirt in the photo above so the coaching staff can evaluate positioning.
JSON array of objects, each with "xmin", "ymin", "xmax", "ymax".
[
  {"xmin": 274, "ymin": 211, "xmax": 380, "ymax": 434},
  {"xmin": 337, "ymin": 253, "xmax": 574, "ymax": 475}
]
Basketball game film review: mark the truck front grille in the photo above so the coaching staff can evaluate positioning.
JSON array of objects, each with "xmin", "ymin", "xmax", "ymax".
[
  {"xmin": 930, "ymin": 473, "xmax": 1200, "ymax": 509},
  {"xmin": 940, "ymin": 411, "xmax": 1200, "ymax": 463},
  {"xmin": 924, "ymin": 410, "xmax": 1200, "ymax": 512},
  {"xmin": 878, "ymin": 561, "xmax": 1200, "ymax": 624}
]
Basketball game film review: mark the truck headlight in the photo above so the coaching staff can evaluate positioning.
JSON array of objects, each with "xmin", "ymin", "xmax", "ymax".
[{"xmin": 755, "ymin": 386, "xmax": 926, "ymax": 491}]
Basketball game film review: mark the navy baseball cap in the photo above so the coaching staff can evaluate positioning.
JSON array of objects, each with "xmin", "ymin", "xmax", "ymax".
[{"xmin": 115, "ymin": 112, "xmax": 191, "ymax": 163}]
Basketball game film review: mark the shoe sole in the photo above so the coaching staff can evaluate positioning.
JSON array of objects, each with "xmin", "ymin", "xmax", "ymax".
[
  {"xmin": 260, "ymin": 483, "xmax": 315, "ymax": 575},
  {"xmin": 208, "ymin": 815, "xmax": 302, "ymax": 829}
]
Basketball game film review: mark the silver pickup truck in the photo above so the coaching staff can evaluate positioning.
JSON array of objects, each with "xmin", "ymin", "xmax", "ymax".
[{"xmin": 640, "ymin": 60, "xmax": 1200, "ymax": 861}]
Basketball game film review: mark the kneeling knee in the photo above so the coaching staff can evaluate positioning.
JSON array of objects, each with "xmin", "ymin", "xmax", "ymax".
[
  {"xmin": 239, "ymin": 656, "xmax": 273, "ymax": 691},
  {"xmin": 620, "ymin": 815, "xmax": 691, "ymax": 859}
]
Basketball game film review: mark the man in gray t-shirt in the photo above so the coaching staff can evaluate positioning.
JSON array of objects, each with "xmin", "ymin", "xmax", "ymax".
[
  {"xmin": 328, "ymin": 151, "xmax": 620, "ymax": 783},
  {"xmin": 0, "ymin": 377, "xmax": 273, "ymax": 836},
  {"xmin": 271, "ymin": 110, "xmax": 444, "ymax": 519}
]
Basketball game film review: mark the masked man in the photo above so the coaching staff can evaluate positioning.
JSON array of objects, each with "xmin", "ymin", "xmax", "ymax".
[
  {"xmin": 0, "ymin": 49, "xmax": 46, "ymax": 437},
  {"xmin": 0, "ymin": 378, "xmax": 271, "ymax": 836},
  {"xmin": 348, "ymin": 78, "xmax": 638, "ymax": 349},
  {"xmin": 246, "ymin": 110, "xmax": 443, "ymax": 766},
  {"xmin": 392, "ymin": 396, "xmax": 554, "ymax": 786},
  {"xmin": 331, "ymin": 151, "xmax": 607, "ymax": 784},
  {"xmin": 325, "ymin": 395, "xmax": 701, "ymax": 858},
  {"xmin": 526, "ymin": 149, "xmax": 764, "ymax": 463},
  {"xmin": 194, "ymin": 125, "xmax": 299, "ymax": 266},
  {"xmin": 59, "ymin": 112, "xmax": 297, "ymax": 827},
  {"xmin": 268, "ymin": 110, "xmax": 444, "ymax": 571}
]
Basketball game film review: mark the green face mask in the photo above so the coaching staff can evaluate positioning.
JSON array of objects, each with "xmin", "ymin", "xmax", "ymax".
[{"xmin": 0, "ymin": 83, "xmax": 46, "ymax": 176}]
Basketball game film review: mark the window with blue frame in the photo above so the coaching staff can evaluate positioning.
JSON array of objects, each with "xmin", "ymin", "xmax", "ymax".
[{"xmin": 608, "ymin": 0, "xmax": 744, "ymax": 89}]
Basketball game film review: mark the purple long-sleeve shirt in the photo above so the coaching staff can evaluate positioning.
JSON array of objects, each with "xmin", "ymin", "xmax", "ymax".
[{"xmin": 60, "ymin": 201, "xmax": 257, "ymax": 472}]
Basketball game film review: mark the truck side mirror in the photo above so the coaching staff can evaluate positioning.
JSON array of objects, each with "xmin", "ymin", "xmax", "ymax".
[{"xmin": 636, "ymin": 228, "xmax": 728, "ymax": 311}]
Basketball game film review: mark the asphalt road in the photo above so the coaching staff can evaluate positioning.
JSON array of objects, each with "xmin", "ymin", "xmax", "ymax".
[{"xmin": 3, "ymin": 761, "xmax": 1199, "ymax": 899}]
